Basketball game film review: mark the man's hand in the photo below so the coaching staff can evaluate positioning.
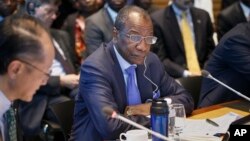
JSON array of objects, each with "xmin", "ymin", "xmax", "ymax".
[
  {"xmin": 60, "ymin": 74, "xmax": 80, "ymax": 89},
  {"xmin": 124, "ymin": 103, "xmax": 152, "ymax": 116}
]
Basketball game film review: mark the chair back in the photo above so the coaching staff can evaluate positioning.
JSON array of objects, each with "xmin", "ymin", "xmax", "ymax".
[
  {"xmin": 49, "ymin": 100, "xmax": 75, "ymax": 140},
  {"xmin": 176, "ymin": 76, "xmax": 203, "ymax": 109}
]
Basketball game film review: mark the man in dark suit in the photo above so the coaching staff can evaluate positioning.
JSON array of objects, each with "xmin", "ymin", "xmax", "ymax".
[
  {"xmin": 70, "ymin": 6, "xmax": 194, "ymax": 141},
  {"xmin": 18, "ymin": 0, "xmax": 80, "ymax": 140},
  {"xmin": 217, "ymin": 0, "xmax": 250, "ymax": 40},
  {"xmin": 84, "ymin": 0, "xmax": 127, "ymax": 55},
  {"xmin": 198, "ymin": 22, "xmax": 250, "ymax": 108},
  {"xmin": 151, "ymin": 0, "xmax": 215, "ymax": 78},
  {"xmin": 0, "ymin": 15, "xmax": 54, "ymax": 141}
]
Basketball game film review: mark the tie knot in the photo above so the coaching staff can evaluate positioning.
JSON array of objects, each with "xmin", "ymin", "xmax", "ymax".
[
  {"xmin": 181, "ymin": 12, "xmax": 187, "ymax": 18},
  {"xmin": 126, "ymin": 66, "xmax": 136, "ymax": 75}
]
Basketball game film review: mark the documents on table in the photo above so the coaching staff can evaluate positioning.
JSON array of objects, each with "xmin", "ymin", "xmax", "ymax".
[{"xmin": 182, "ymin": 112, "xmax": 241, "ymax": 136}]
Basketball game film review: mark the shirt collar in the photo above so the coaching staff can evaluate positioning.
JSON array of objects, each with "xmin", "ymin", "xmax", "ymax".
[
  {"xmin": 113, "ymin": 45, "xmax": 137, "ymax": 73},
  {"xmin": 0, "ymin": 90, "xmax": 11, "ymax": 120},
  {"xmin": 172, "ymin": 3, "xmax": 191, "ymax": 17},
  {"xmin": 106, "ymin": 4, "xmax": 118, "ymax": 23},
  {"xmin": 240, "ymin": 1, "xmax": 250, "ymax": 20}
]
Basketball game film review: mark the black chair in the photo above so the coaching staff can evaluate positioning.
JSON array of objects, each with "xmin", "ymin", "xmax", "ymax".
[
  {"xmin": 42, "ymin": 100, "xmax": 75, "ymax": 141},
  {"xmin": 176, "ymin": 76, "xmax": 203, "ymax": 109}
]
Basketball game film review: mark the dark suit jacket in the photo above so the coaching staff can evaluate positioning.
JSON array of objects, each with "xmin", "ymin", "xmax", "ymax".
[
  {"xmin": 84, "ymin": 7, "xmax": 114, "ymax": 55},
  {"xmin": 221, "ymin": 0, "xmax": 239, "ymax": 9},
  {"xmin": 70, "ymin": 41, "xmax": 194, "ymax": 141},
  {"xmin": 18, "ymin": 29, "xmax": 75, "ymax": 137},
  {"xmin": 198, "ymin": 22, "xmax": 250, "ymax": 108},
  {"xmin": 217, "ymin": 2, "xmax": 247, "ymax": 40},
  {"xmin": 151, "ymin": 5, "xmax": 215, "ymax": 78}
]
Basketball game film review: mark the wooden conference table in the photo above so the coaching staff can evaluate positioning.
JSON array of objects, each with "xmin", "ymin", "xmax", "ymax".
[{"xmin": 188, "ymin": 100, "xmax": 250, "ymax": 119}]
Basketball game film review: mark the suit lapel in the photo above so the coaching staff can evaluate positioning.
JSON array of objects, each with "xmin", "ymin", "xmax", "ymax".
[
  {"xmin": 191, "ymin": 8, "xmax": 202, "ymax": 56},
  {"xmin": 103, "ymin": 8, "xmax": 115, "ymax": 41},
  {"xmin": 50, "ymin": 29, "xmax": 76, "ymax": 73},
  {"xmin": 167, "ymin": 6, "xmax": 185, "ymax": 53},
  {"xmin": 108, "ymin": 43, "xmax": 127, "ymax": 111},
  {"xmin": 136, "ymin": 62, "xmax": 154, "ymax": 103},
  {"xmin": 236, "ymin": 2, "xmax": 248, "ymax": 22}
]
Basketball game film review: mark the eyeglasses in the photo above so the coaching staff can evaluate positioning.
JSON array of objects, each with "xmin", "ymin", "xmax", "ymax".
[
  {"xmin": 16, "ymin": 58, "xmax": 50, "ymax": 78},
  {"xmin": 119, "ymin": 31, "xmax": 157, "ymax": 45}
]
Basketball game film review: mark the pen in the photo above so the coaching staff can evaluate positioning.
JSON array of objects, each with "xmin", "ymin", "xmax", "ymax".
[{"xmin": 206, "ymin": 118, "xmax": 219, "ymax": 127}]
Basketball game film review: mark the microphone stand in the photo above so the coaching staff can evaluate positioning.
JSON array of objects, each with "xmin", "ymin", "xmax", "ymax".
[{"xmin": 205, "ymin": 72, "xmax": 250, "ymax": 102}]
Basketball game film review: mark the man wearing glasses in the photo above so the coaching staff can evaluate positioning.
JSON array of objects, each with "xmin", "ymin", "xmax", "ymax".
[
  {"xmin": 70, "ymin": 6, "xmax": 194, "ymax": 141},
  {"xmin": 0, "ymin": 15, "xmax": 54, "ymax": 141}
]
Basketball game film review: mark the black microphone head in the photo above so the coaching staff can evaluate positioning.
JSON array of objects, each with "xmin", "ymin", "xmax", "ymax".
[
  {"xmin": 102, "ymin": 107, "xmax": 115, "ymax": 117},
  {"xmin": 201, "ymin": 70, "xmax": 211, "ymax": 78}
]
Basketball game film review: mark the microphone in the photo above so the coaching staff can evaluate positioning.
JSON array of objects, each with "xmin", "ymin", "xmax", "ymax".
[
  {"xmin": 201, "ymin": 70, "xmax": 250, "ymax": 102},
  {"xmin": 102, "ymin": 107, "xmax": 169, "ymax": 141},
  {"xmin": 143, "ymin": 56, "xmax": 160, "ymax": 99}
]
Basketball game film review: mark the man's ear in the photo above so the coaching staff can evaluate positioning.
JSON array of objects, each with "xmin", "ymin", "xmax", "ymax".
[{"xmin": 7, "ymin": 60, "xmax": 23, "ymax": 79}]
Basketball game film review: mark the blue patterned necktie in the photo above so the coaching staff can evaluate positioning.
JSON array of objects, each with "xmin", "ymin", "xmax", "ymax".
[
  {"xmin": 125, "ymin": 66, "xmax": 141, "ymax": 105},
  {"xmin": 5, "ymin": 107, "xmax": 17, "ymax": 141}
]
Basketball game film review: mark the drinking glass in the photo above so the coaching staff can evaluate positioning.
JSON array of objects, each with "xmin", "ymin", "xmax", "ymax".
[{"xmin": 169, "ymin": 104, "xmax": 186, "ymax": 140}]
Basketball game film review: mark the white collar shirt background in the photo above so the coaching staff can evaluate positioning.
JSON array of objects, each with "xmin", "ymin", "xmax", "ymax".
[
  {"xmin": 50, "ymin": 39, "xmax": 66, "ymax": 76},
  {"xmin": 106, "ymin": 4, "xmax": 118, "ymax": 23},
  {"xmin": 240, "ymin": 1, "xmax": 250, "ymax": 21}
]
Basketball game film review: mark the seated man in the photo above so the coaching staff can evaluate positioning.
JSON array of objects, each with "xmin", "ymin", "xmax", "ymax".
[
  {"xmin": 70, "ymin": 5, "xmax": 194, "ymax": 141},
  {"xmin": 151, "ymin": 0, "xmax": 215, "ymax": 78},
  {"xmin": 198, "ymin": 22, "xmax": 250, "ymax": 108},
  {"xmin": 0, "ymin": 14, "xmax": 54, "ymax": 141}
]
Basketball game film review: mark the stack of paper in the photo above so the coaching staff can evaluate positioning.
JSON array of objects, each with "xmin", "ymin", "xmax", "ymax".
[{"xmin": 178, "ymin": 112, "xmax": 241, "ymax": 140}]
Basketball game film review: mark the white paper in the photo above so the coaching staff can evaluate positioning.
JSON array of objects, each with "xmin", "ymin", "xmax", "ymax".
[{"xmin": 182, "ymin": 112, "xmax": 241, "ymax": 136}]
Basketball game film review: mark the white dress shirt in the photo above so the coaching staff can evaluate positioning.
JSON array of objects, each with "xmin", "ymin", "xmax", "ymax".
[
  {"xmin": 106, "ymin": 4, "xmax": 118, "ymax": 23},
  {"xmin": 50, "ymin": 39, "xmax": 66, "ymax": 76}
]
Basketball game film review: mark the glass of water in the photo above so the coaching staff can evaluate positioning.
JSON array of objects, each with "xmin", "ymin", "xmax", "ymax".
[{"xmin": 169, "ymin": 104, "xmax": 186, "ymax": 140}]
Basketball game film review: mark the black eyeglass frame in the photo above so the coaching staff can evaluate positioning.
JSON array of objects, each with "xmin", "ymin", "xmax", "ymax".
[{"xmin": 15, "ymin": 58, "xmax": 50, "ymax": 78}]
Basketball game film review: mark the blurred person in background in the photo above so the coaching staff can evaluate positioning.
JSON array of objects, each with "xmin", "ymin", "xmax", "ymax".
[
  {"xmin": 62, "ymin": 0, "xmax": 99, "ymax": 63},
  {"xmin": 18, "ymin": 0, "xmax": 79, "ymax": 140},
  {"xmin": 0, "ymin": 0, "xmax": 18, "ymax": 21},
  {"xmin": 84, "ymin": 0, "xmax": 127, "ymax": 55},
  {"xmin": 151, "ymin": 0, "xmax": 215, "ymax": 78},
  {"xmin": 134, "ymin": 0, "xmax": 160, "ymax": 14}
]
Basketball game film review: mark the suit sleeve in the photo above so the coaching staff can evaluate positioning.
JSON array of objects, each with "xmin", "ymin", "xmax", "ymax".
[
  {"xmin": 204, "ymin": 11, "xmax": 215, "ymax": 66},
  {"xmin": 217, "ymin": 13, "xmax": 232, "ymax": 41},
  {"xmin": 149, "ymin": 54, "xmax": 194, "ymax": 115},
  {"xmin": 80, "ymin": 63, "xmax": 150, "ymax": 139}
]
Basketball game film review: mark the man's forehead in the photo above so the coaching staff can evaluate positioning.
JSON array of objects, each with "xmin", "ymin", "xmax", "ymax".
[
  {"xmin": 125, "ymin": 17, "xmax": 153, "ymax": 33},
  {"xmin": 125, "ymin": 24, "xmax": 153, "ymax": 35}
]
